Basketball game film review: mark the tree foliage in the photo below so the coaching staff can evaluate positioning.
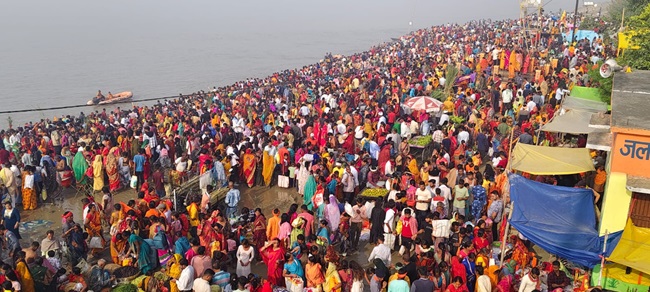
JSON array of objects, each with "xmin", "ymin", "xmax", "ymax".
[
  {"xmin": 604, "ymin": 0, "xmax": 650, "ymax": 27},
  {"xmin": 579, "ymin": 15, "xmax": 601, "ymax": 31},
  {"xmin": 620, "ymin": 4, "xmax": 650, "ymax": 70},
  {"xmin": 587, "ymin": 63, "xmax": 612, "ymax": 104},
  {"xmin": 443, "ymin": 65, "xmax": 459, "ymax": 97}
]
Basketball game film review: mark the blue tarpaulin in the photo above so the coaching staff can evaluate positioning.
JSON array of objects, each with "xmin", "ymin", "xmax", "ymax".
[
  {"xmin": 562, "ymin": 30, "xmax": 600, "ymax": 43},
  {"xmin": 509, "ymin": 174, "xmax": 621, "ymax": 267}
]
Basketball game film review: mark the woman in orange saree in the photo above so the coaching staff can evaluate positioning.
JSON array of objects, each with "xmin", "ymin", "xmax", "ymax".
[
  {"xmin": 508, "ymin": 50, "xmax": 517, "ymax": 78},
  {"xmin": 242, "ymin": 149, "xmax": 257, "ymax": 187},
  {"xmin": 21, "ymin": 167, "xmax": 37, "ymax": 211},
  {"xmin": 110, "ymin": 232, "xmax": 128, "ymax": 264},
  {"xmin": 106, "ymin": 147, "xmax": 121, "ymax": 192},
  {"xmin": 85, "ymin": 204, "xmax": 105, "ymax": 257}
]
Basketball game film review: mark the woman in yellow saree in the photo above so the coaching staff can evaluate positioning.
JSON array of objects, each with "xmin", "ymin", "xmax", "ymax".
[
  {"xmin": 16, "ymin": 252, "xmax": 35, "ymax": 292},
  {"xmin": 407, "ymin": 156, "xmax": 420, "ymax": 184},
  {"xmin": 166, "ymin": 254, "xmax": 183, "ymax": 292},
  {"xmin": 93, "ymin": 155, "xmax": 105, "ymax": 191},
  {"xmin": 242, "ymin": 149, "xmax": 257, "ymax": 187},
  {"xmin": 262, "ymin": 147, "xmax": 275, "ymax": 186}
]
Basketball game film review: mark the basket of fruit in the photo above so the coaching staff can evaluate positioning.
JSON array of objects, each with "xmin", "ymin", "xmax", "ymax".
[
  {"xmin": 113, "ymin": 266, "xmax": 141, "ymax": 284},
  {"xmin": 408, "ymin": 136, "xmax": 433, "ymax": 148},
  {"xmin": 360, "ymin": 188, "xmax": 389, "ymax": 199}
]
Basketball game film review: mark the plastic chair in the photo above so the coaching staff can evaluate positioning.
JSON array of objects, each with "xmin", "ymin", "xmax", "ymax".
[{"xmin": 75, "ymin": 177, "xmax": 94, "ymax": 198}]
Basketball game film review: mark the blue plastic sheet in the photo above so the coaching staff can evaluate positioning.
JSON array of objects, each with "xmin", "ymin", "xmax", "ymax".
[
  {"xmin": 508, "ymin": 174, "xmax": 621, "ymax": 267},
  {"xmin": 562, "ymin": 30, "xmax": 600, "ymax": 43}
]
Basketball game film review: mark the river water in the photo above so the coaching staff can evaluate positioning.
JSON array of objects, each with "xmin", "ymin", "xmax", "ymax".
[{"xmin": 0, "ymin": 0, "xmax": 556, "ymax": 127}]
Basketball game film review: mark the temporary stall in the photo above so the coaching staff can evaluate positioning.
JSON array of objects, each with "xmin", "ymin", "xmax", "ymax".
[
  {"xmin": 509, "ymin": 174, "xmax": 621, "ymax": 267},
  {"xmin": 541, "ymin": 110, "xmax": 595, "ymax": 134},
  {"xmin": 564, "ymin": 86, "xmax": 610, "ymax": 112},
  {"xmin": 510, "ymin": 144, "xmax": 595, "ymax": 175},
  {"xmin": 608, "ymin": 219, "xmax": 650, "ymax": 275}
]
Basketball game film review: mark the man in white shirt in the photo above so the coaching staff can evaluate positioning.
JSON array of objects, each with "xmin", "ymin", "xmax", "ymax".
[
  {"xmin": 400, "ymin": 119, "xmax": 411, "ymax": 139},
  {"xmin": 377, "ymin": 113, "xmax": 387, "ymax": 129},
  {"xmin": 384, "ymin": 158, "xmax": 394, "ymax": 177},
  {"xmin": 526, "ymin": 98, "xmax": 537, "ymax": 113},
  {"xmin": 386, "ymin": 129, "xmax": 401, "ymax": 150},
  {"xmin": 367, "ymin": 140, "xmax": 380, "ymax": 160},
  {"xmin": 224, "ymin": 181, "xmax": 241, "ymax": 218},
  {"xmin": 438, "ymin": 178, "xmax": 453, "ymax": 217},
  {"xmin": 409, "ymin": 118, "xmax": 419, "ymax": 136},
  {"xmin": 457, "ymin": 127, "xmax": 470, "ymax": 145},
  {"xmin": 336, "ymin": 120, "xmax": 347, "ymax": 135},
  {"xmin": 348, "ymin": 163, "xmax": 359, "ymax": 188},
  {"xmin": 232, "ymin": 114, "xmax": 245, "ymax": 133},
  {"xmin": 492, "ymin": 46, "xmax": 501, "ymax": 62},
  {"xmin": 192, "ymin": 268, "xmax": 214, "ymax": 292},
  {"xmin": 299, "ymin": 104, "xmax": 310, "ymax": 116},
  {"xmin": 438, "ymin": 112, "xmax": 450, "ymax": 126},
  {"xmin": 554, "ymin": 87, "xmax": 565, "ymax": 107},
  {"xmin": 477, "ymin": 266, "xmax": 492, "ymax": 292},
  {"xmin": 368, "ymin": 235, "xmax": 392, "ymax": 266},
  {"xmin": 176, "ymin": 259, "xmax": 195, "ymax": 292},
  {"xmin": 175, "ymin": 155, "xmax": 189, "ymax": 172},
  {"xmin": 502, "ymin": 87, "xmax": 513, "ymax": 114},
  {"xmin": 414, "ymin": 182, "xmax": 431, "ymax": 225}
]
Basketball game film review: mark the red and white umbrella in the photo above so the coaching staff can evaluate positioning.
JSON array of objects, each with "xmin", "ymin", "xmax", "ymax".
[{"xmin": 403, "ymin": 96, "xmax": 443, "ymax": 112}]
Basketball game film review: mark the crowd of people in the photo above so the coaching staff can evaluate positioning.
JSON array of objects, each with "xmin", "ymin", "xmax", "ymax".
[{"xmin": 0, "ymin": 11, "xmax": 612, "ymax": 292}]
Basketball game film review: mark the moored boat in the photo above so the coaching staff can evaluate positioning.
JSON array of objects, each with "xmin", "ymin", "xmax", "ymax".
[{"xmin": 87, "ymin": 91, "xmax": 133, "ymax": 105}]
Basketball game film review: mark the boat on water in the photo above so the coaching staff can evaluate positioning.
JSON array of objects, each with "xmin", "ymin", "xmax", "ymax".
[{"xmin": 87, "ymin": 91, "xmax": 133, "ymax": 105}]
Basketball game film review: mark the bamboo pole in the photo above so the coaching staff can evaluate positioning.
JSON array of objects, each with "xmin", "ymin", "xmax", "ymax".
[
  {"xmin": 506, "ymin": 124, "xmax": 516, "ymax": 171},
  {"xmin": 620, "ymin": 8, "xmax": 625, "ymax": 31},
  {"xmin": 598, "ymin": 229, "xmax": 609, "ymax": 286},
  {"xmin": 499, "ymin": 202, "xmax": 515, "ymax": 267}
]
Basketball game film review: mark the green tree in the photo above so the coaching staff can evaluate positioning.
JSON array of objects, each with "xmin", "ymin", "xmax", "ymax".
[
  {"xmin": 587, "ymin": 63, "xmax": 612, "ymax": 104},
  {"xmin": 604, "ymin": 0, "xmax": 650, "ymax": 27},
  {"xmin": 620, "ymin": 4, "xmax": 650, "ymax": 70},
  {"xmin": 579, "ymin": 15, "xmax": 602, "ymax": 31},
  {"xmin": 443, "ymin": 65, "xmax": 459, "ymax": 97}
]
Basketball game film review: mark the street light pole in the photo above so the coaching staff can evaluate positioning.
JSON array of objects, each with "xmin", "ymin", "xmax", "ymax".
[{"xmin": 571, "ymin": 0, "xmax": 579, "ymax": 43}]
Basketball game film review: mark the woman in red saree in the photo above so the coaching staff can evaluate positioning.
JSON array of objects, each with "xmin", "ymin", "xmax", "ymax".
[
  {"xmin": 495, "ymin": 274, "xmax": 514, "ymax": 292},
  {"xmin": 446, "ymin": 276, "xmax": 469, "ymax": 292},
  {"xmin": 106, "ymin": 147, "xmax": 121, "ymax": 192},
  {"xmin": 450, "ymin": 256, "xmax": 467, "ymax": 284},
  {"xmin": 198, "ymin": 150, "xmax": 211, "ymax": 174},
  {"xmin": 242, "ymin": 149, "xmax": 257, "ymax": 187},
  {"xmin": 252, "ymin": 208, "xmax": 267, "ymax": 260},
  {"xmin": 197, "ymin": 214, "xmax": 217, "ymax": 248},
  {"xmin": 260, "ymin": 238, "xmax": 285, "ymax": 287},
  {"xmin": 377, "ymin": 143, "xmax": 391, "ymax": 175}
]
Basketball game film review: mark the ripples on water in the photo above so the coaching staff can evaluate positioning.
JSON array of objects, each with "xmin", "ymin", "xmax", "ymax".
[
  {"xmin": 1, "ymin": 28, "xmax": 406, "ymax": 126},
  {"xmin": 0, "ymin": 0, "xmax": 536, "ymax": 126}
]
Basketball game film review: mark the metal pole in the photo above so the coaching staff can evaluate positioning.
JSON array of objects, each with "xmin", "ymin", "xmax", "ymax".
[
  {"xmin": 598, "ymin": 230, "xmax": 609, "ymax": 286},
  {"xmin": 173, "ymin": 189, "xmax": 177, "ymax": 211},
  {"xmin": 499, "ymin": 202, "xmax": 515, "ymax": 267},
  {"xmin": 620, "ymin": 8, "xmax": 625, "ymax": 31},
  {"xmin": 571, "ymin": 0, "xmax": 579, "ymax": 43}
]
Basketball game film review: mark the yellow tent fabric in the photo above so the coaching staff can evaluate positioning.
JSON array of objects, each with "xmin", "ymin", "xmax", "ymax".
[
  {"xmin": 591, "ymin": 263, "xmax": 650, "ymax": 291},
  {"xmin": 608, "ymin": 219, "xmax": 650, "ymax": 275},
  {"xmin": 510, "ymin": 144, "xmax": 595, "ymax": 175}
]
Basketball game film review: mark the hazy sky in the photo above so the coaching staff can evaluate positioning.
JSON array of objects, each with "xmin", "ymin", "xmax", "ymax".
[
  {"xmin": 0, "ymin": 0, "xmax": 609, "ymax": 124},
  {"xmin": 1, "ymin": 0, "xmax": 608, "ymax": 38}
]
